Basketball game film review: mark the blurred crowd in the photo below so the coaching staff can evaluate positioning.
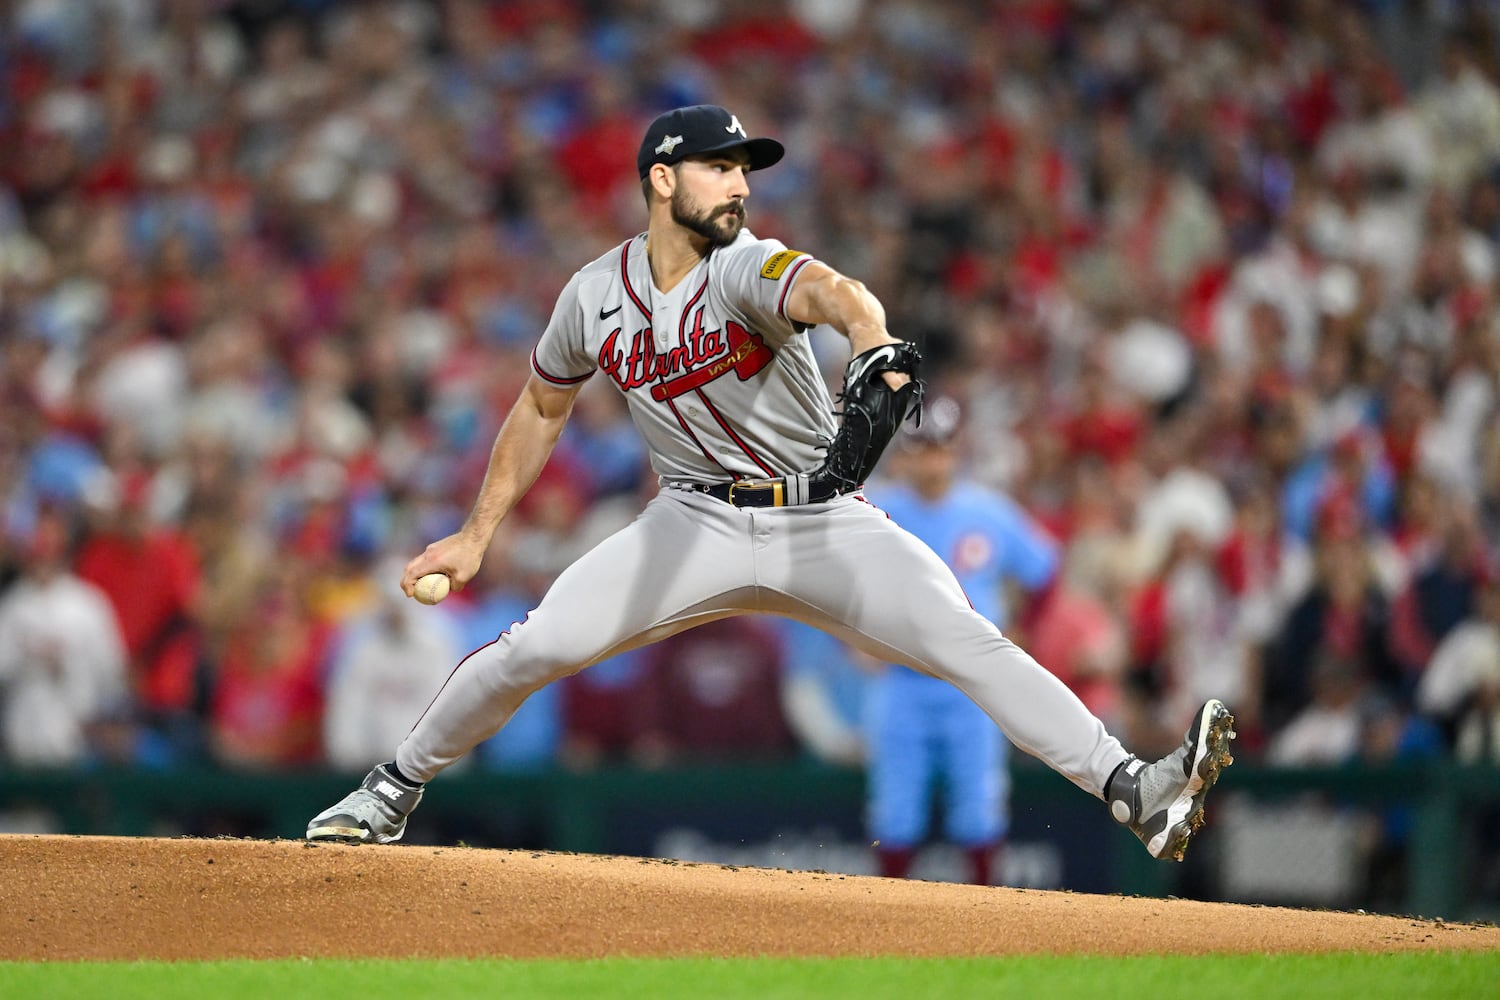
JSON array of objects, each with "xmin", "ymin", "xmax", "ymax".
[{"xmin": 2, "ymin": 0, "xmax": 1500, "ymax": 792}]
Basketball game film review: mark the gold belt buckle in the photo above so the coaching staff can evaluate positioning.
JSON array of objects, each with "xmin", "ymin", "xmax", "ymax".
[{"xmin": 727, "ymin": 481, "xmax": 786, "ymax": 507}]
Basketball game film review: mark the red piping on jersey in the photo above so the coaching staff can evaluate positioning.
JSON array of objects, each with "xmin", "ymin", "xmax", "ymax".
[
  {"xmin": 777, "ymin": 255, "xmax": 814, "ymax": 320},
  {"xmin": 696, "ymin": 389, "xmax": 777, "ymax": 478},
  {"xmin": 666, "ymin": 396, "xmax": 738, "ymax": 478},
  {"xmin": 678, "ymin": 274, "xmax": 710, "ymax": 340},
  {"xmin": 531, "ymin": 346, "xmax": 594, "ymax": 385},
  {"xmin": 621, "ymin": 239, "xmax": 651, "ymax": 321}
]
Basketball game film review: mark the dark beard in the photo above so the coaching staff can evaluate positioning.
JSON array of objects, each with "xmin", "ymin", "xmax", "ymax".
[{"xmin": 671, "ymin": 192, "xmax": 745, "ymax": 247}]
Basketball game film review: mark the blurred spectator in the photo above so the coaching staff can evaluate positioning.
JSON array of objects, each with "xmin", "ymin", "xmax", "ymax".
[
  {"xmin": 1282, "ymin": 426, "xmax": 1398, "ymax": 544},
  {"xmin": 1027, "ymin": 578, "xmax": 1128, "ymax": 732},
  {"xmin": 1267, "ymin": 655, "xmax": 1370, "ymax": 767},
  {"xmin": 645, "ymin": 616, "xmax": 792, "ymax": 761},
  {"xmin": 554, "ymin": 379, "xmax": 651, "ymax": 501},
  {"xmin": 1027, "ymin": 454, "xmax": 1132, "ymax": 734},
  {"xmin": 1453, "ymin": 661, "xmax": 1500, "ymax": 766},
  {"xmin": 1124, "ymin": 411, "xmax": 1248, "ymax": 735},
  {"xmin": 1020, "ymin": 452, "xmax": 1128, "ymax": 728},
  {"xmin": 561, "ymin": 646, "xmax": 664, "ymax": 769},
  {"xmin": 323, "ymin": 563, "xmax": 462, "ymax": 771},
  {"xmin": 0, "ymin": 510, "xmax": 126, "ymax": 765},
  {"xmin": 1418, "ymin": 33, "xmax": 1500, "ymax": 196},
  {"xmin": 1133, "ymin": 414, "xmax": 1236, "ymax": 583},
  {"xmin": 1053, "ymin": 351, "xmax": 1144, "ymax": 469},
  {"xmin": 178, "ymin": 459, "xmax": 275, "ymax": 667},
  {"xmin": 207, "ymin": 563, "xmax": 328, "ymax": 768},
  {"xmin": 1388, "ymin": 482, "xmax": 1488, "ymax": 690},
  {"xmin": 1214, "ymin": 477, "xmax": 1303, "ymax": 747},
  {"xmin": 1132, "ymin": 527, "xmax": 1248, "ymax": 739},
  {"xmin": 1416, "ymin": 577, "xmax": 1500, "ymax": 754},
  {"xmin": 1265, "ymin": 531, "xmax": 1400, "ymax": 736},
  {"xmin": 74, "ymin": 469, "xmax": 203, "ymax": 748},
  {"xmin": 1104, "ymin": 142, "xmax": 1228, "ymax": 302}
]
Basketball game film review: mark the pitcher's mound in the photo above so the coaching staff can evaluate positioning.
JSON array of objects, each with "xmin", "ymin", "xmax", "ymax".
[{"xmin": 3, "ymin": 835, "xmax": 1496, "ymax": 960}]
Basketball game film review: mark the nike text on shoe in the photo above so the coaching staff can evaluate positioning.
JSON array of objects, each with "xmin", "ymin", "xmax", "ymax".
[
  {"xmin": 1106, "ymin": 699, "xmax": 1236, "ymax": 861},
  {"xmin": 306, "ymin": 763, "xmax": 423, "ymax": 844}
]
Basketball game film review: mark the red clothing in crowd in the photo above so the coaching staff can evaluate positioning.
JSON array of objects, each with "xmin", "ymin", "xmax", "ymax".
[
  {"xmin": 75, "ymin": 530, "xmax": 201, "ymax": 714},
  {"xmin": 1056, "ymin": 404, "xmax": 1143, "ymax": 466},
  {"xmin": 209, "ymin": 603, "xmax": 329, "ymax": 768},
  {"xmin": 562, "ymin": 650, "xmax": 665, "ymax": 760},
  {"xmin": 1028, "ymin": 584, "xmax": 1124, "ymax": 723},
  {"xmin": 647, "ymin": 617, "xmax": 792, "ymax": 757}
]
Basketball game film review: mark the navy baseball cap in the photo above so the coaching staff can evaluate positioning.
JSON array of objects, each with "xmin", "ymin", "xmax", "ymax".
[{"xmin": 636, "ymin": 105, "xmax": 785, "ymax": 179}]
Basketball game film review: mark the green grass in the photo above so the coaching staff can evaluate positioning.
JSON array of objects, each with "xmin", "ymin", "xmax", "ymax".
[{"xmin": 3, "ymin": 953, "xmax": 1498, "ymax": 999}]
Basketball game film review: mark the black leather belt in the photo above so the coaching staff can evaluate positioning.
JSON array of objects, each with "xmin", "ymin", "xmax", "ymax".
[{"xmin": 693, "ymin": 478, "xmax": 840, "ymax": 508}]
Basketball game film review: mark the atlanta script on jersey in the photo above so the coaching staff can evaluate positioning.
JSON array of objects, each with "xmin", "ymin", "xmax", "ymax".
[{"xmin": 531, "ymin": 230, "xmax": 837, "ymax": 485}]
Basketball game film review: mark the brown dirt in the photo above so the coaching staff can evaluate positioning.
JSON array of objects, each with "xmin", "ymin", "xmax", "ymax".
[{"xmin": 2, "ymin": 835, "xmax": 1497, "ymax": 961}]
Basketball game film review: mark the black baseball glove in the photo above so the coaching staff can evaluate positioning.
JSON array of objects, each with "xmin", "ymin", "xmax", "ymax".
[{"xmin": 811, "ymin": 341, "xmax": 925, "ymax": 495}]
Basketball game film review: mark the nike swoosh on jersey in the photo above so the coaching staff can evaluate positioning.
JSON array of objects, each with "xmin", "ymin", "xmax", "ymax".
[
  {"xmin": 847, "ymin": 344, "xmax": 897, "ymax": 385},
  {"xmin": 599, "ymin": 304, "xmax": 622, "ymax": 321}
]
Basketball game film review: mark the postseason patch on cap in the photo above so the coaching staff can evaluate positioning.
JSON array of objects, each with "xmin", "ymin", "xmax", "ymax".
[{"xmin": 760, "ymin": 250, "xmax": 807, "ymax": 280}]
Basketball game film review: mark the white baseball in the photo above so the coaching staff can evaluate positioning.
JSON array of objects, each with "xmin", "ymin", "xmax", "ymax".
[{"xmin": 413, "ymin": 573, "xmax": 451, "ymax": 605}]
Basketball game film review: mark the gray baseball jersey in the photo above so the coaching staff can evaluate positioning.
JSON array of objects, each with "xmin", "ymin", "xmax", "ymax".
[
  {"xmin": 394, "ymin": 231, "xmax": 1129, "ymax": 805},
  {"xmin": 531, "ymin": 230, "xmax": 835, "ymax": 484}
]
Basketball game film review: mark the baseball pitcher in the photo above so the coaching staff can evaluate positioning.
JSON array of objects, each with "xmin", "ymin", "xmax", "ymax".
[{"xmin": 306, "ymin": 105, "xmax": 1235, "ymax": 863}]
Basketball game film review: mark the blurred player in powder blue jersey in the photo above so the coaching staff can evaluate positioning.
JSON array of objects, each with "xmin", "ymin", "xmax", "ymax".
[{"xmin": 864, "ymin": 396, "xmax": 1059, "ymax": 885}]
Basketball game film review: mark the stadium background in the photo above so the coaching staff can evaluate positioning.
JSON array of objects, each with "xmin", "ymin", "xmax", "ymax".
[{"xmin": 1, "ymin": 0, "xmax": 1498, "ymax": 920}]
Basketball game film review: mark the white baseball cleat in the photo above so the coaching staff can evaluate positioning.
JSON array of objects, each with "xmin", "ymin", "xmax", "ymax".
[
  {"xmin": 306, "ymin": 763, "xmax": 423, "ymax": 844},
  {"xmin": 1106, "ymin": 699, "xmax": 1236, "ymax": 861}
]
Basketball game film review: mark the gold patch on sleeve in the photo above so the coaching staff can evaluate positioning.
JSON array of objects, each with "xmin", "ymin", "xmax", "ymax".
[{"xmin": 760, "ymin": 250, "xmax": 807, "ymax": 280}]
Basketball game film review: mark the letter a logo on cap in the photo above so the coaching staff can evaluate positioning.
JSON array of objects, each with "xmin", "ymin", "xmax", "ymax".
[{"xmin": 725, "ymin": 114, "xmax": 746, "ymax": 137}]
